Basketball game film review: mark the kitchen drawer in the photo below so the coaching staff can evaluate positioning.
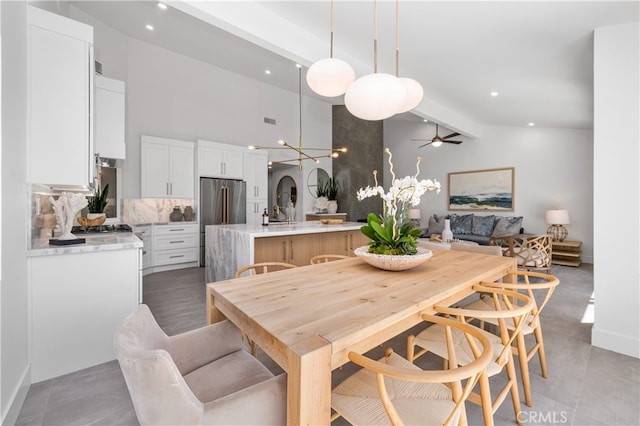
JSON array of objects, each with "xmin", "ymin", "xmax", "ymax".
[
  {"xmin": 153, "ymin": 247, "xmax": 198, "ymax": 266},
  {"xmin": 153, "ymin": 224, "xmax": 198, "ymax": 236},
  {"xmin": 153, "ymin": 233, "xmax": 198, "ymax": 250}
]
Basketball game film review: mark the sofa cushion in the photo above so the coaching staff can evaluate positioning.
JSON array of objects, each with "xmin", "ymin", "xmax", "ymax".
[
  {"xmin": 491, "ymin": 216, "xmax": 523, "ymax": 237},
  {"xmin": 472, "ymin": 215, "xmax": 495, "ymax": 237},
  {"xmin": 428, "ymin": 214, "xmax": 446, "ymax": 234},
  {"xmin": 450, "ymin": 214, "xmax": 473, "ymax": 234},
  {"xmin": 454, "ymin": 234, "xmax": 491, "ymax": 245}
]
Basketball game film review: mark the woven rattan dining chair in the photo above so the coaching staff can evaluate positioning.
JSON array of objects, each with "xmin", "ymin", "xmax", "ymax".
[
  {"xmin": 407, "ymin": 285, "xmax": 535, "ymax": 426},
  {"xmin": 234, "ymin": 262, "xmax": 296, "ymax": 355},
  {"xmin": 332, "ymin": 314, "xmax": 493, "ymax": 426},
  {"xmin": 309, "ymin": 254, "xmax": 349, "ymax": 264},
  {"xmin": 462, "ymin": 270, "xmax": 560, "ymax": 407},
  {"xmin": 235, "ymin": 262, "xmax": 296, "ymax": 278}
]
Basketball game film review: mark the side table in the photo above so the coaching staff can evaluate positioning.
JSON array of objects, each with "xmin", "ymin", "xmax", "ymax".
[{"xmin": 551, "ymin": 240, "xmax": 582, "ymax": 267}]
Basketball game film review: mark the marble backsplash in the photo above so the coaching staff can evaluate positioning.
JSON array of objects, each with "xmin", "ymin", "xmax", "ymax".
[{"xmin": 122, "ymin": 199, "xmax": 195, "ymax": 224}]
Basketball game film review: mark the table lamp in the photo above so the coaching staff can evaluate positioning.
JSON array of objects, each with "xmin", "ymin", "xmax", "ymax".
[
  {"xmin": 545, "ymin": 209, "xmax": 570, "ymax": 241},
  {"xmin": 408, "ymin": 208, "xmax": 422, "ymax": 228}
]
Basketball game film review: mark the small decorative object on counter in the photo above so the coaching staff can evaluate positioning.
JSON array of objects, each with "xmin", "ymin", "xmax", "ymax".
[
  {"xmin": 262, "ymin": 208, "xmax": 269, "ymax": 226},
  {"xmin": 183, "ymin": 205, "xmax": 194, "ymax": 221},
  {"xmin": 49, "ymin": 192, "xmax": 88, "ymax": 245},
  {"xmin": 170, "ymin": 206, "xmax": 183, "ymax": 222}
]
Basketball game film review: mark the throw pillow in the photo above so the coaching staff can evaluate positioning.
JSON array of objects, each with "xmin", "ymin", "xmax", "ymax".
[
  {"xmin": 491, "ymin": 216, "xmax": 523, "ymax": 237},
  {"xmin": 450, "ymin": 214, "xmax": 473, "ymax": 234},
  {"xmin": 428, "ymin": 214, "xmax": 446, "ymax": 233},
  {"xmin": 472, "ymin": 215, "xmax": 496, "ymax": 237}
]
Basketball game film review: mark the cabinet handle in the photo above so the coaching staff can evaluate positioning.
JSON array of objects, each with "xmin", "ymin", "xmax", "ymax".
[
  {"xmin": 170, "ymin": 228, "xmax": 185, "ymax": 232},
  {"xmin": 170, "ymin": 255, "xmax": 184, "ymax": 259},
  {"xmin": 170, "ymin": 182, "xmax": 173, "ymax": 195},
  {"xmin": 220, "ymin": 162, "xmax": 224, "ymax": 175},
  {"xmin": 349, "ymin": 234, "xmax": 354, "ymax": 250},
  {"xmin": 282, "ymin": 241, "xmax": 287, "ymax": 261},
  {"xmin": 167, "ymin": 182, "xmax": 170, "ymax": 195},
  {"xmin": 289, "ymin": 240, "xmax": 293, "ymax": 260},
  {"xmin": 169, "ymin": 240, "xmax": 184, "ymax": 244}
]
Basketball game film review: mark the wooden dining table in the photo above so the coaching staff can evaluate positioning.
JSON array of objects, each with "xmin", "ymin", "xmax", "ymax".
[{"xmin": 206, "ymin": 248, "xmax": 516, "ymax": 425}]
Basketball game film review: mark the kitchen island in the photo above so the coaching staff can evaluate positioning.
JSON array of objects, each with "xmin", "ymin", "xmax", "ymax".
[
  {"xmin": 28, "ymin": 233, "xmax": 142, "ymax": 381},
  {"xmin": 205, "ymin": 221, "xmax": 369, "ymax": 282}
]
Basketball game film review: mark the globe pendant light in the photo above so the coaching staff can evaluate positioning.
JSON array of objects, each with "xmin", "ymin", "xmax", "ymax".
[
  {"xmin": 394, "ymin": 0, "xmax": 423, "ymax": 113},
  {"xmin": 306, "ymin": 0, "xmax": 355, "ymax": 97},
  {"xmin": 345, "ymin": 0, "xmax": 407, "ymax": 121}
]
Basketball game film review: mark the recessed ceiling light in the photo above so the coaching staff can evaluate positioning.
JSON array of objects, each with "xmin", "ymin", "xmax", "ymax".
[
  {"xmin": 145, "ymin": 24, "xmax": 154, "ymax": 31},
  {"xmin": 295, "ymin": 64, "xmax": 302, "ymax": 69},
  {"xmin": 157, "ymin": 2, "xmax": 167, "ymax": 10},
  {"xmin": 528, "ymin": 122, "xmax": 535, "ymax": 126},
  {"xmin": 423, "ymin": 119, "xmax": 428, "ymax": 123},
  {"xmin": 490, "ymin": 91, "xmax": 499, "ymax": 97},
  {"xmin": 265, "ymin": 70, "xmax": 271, "ymax": 75}
]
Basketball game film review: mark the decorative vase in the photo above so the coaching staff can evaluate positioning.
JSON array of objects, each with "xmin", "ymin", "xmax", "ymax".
[
  {"xmin": 442, "ymin": 219, "xmax": 453, "ymax": 242},
  {"xmin": 354, "ymin": 246, "xmax": 433, "ymax": 271},
  {"xmin": 327, "ymin": 200, "xmax": 338, "ymax": 214},
  {"xmin": 170, "ymin": 206, "xmax": 183, "ymax": 222},
  {"xmin": 86, "ymin": 212, "xmax": 106, "ymax": 221},
  {"xmin": 183, "ymin": 206, "xmax": 194, "ymax": 221}
]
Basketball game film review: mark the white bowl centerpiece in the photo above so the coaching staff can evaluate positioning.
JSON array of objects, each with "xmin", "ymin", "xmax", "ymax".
[{"xmin": 355, "ymin": 149, "xmax": 440, "ymax": 271}]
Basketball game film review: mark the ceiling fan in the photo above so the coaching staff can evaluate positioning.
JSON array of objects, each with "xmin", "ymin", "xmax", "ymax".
[{"xmin": 411, "ymin": 124, "xmax": 463, "ymax": 147}]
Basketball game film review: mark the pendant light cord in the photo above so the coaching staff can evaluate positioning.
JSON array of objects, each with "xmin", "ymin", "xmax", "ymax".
[
  {"xmin": 373, "ymin": 0, "xmax": 378, "ymax": 73},
  {"xmin": 330, "ymin": 0, "xmax": 334, "ymax": 58},
  {"xmin": 395, "ymin": 0, "xmax": 399, "ymax": 77}
]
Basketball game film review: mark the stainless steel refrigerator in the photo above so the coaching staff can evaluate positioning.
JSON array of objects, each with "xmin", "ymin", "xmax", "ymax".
[{"xmin": 200, "ymin": 178, "xmax": 246, "ymax": 266}]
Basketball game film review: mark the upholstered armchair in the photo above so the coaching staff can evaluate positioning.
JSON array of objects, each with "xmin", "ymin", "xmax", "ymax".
[{"xmin": 114, "ymin": 304, "xmax": 286, "ymax": 425}]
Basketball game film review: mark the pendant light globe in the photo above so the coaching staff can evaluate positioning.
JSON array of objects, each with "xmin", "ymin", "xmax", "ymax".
[
  {"xmin": 396, "ymin": 77, "xmax": 424, "ymax": 113},
  {"xmin": 307, "ymin": 58, "xmax": 355, "ymax": 97},
  {"xmin": 344, "ymin": 73, "xmax": 407, "ymax": 121}
]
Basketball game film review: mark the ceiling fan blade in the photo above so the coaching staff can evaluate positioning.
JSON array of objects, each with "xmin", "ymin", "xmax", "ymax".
[
  {"xmin": 418, "ymin": 141, "xmax": 433, "ymax": 148},
  {"xmin": 410, "ymin": 138, "xmax": 431, "ymax": 141},
  {"xmin": 443, "ymin": 140, "xmax": 463, "ymax": 144},
  {"xmin": 443, "ymin": 132, "xmax": 460, "ymax": 139}
]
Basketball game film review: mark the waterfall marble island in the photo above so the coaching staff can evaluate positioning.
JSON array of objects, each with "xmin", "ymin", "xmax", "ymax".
[{"xmin": 205, "ymin": 222, "xmax": 369, "ymax": 282}]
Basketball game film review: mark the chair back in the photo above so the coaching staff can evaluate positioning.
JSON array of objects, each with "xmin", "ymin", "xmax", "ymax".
[
  {"xmin": 235, "ymin": 262, "xmax": 296, "ymax": 278},
  {"xmin": 310, "ymin": 254, "xmax": 349, "ymax": 264},
  {"xmin": 490, "ymin": 234, "xmax": 552, "ymax": 271},
  {"xmin": 482, "ymin": 270, "xmax": 559, "ymax": 330},
  {"xmin": 435, "ymin": 286, "xmax": 534, "ymax": 367},
  {"xmin": 114, "ymin": 305, "xmax": 203, "ymax": 425},
  {"xmin": 346, "ymin": 314, "xmax": 493, "ymax": 426}
]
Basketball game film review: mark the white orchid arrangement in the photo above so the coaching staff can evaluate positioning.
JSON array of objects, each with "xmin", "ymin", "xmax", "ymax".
[{"xmin": 357, "ymin": 149, "xmax": 441, "ymax": 255}]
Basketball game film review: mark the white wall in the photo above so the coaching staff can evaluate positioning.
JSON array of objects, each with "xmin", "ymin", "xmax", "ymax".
[
  {"xmin": 1, "ymin": 2, "xmax": 30, "ymax": 424},
  {"xmin": 384, "ymin": 120, "xmax": 594, "ymax": 261},
  {"xmin": 592, "ymin": 22, "xmax": 639, "ymax": 358}
]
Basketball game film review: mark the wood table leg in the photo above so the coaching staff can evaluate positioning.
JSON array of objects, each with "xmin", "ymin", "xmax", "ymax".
[
  {"xmin": 286, "ymin": 335, "xmax": 332, "ymax": 425},
  {"xmin": 206, "ymin": 285, "xmax": 226, "ymax": 324}
]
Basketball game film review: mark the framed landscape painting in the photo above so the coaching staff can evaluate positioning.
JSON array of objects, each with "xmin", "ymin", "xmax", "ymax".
[{"xmin": 448, "ymin": 167, "xmax": 515, "ymax": 211}]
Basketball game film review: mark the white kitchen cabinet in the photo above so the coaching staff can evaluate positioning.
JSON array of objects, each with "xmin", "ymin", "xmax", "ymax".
[
  {"xmin": 246, "ymin": 199, "xmax": 269, "ymax": 226},
  {"xmin": 133, "ymin": 225, "xmax": 153, "ymax": 274},
  {"xmin": 95, "ymin": 75, "xmax": 125, "ymax": 159},
  {"xmin": 152, "ymin": 223, "xmax": 198, "ymax": 272},
  {"xmin": 30, "ymin": 248, "xmax": 140, "ymax": 382},
  {"xmin": 197, "ymin": 140, "xmax": 244, "ymax": 179},
  {"xmin": 141, "ymin": 135, "xmax": 194, "ymax": 198},
  {"xmin": 244, "ymin": 152, "xmax": 268, "ymax": 199},
  {"xmin": 27, "ymin": 6, "xmax": 95, "ymax": 187}
]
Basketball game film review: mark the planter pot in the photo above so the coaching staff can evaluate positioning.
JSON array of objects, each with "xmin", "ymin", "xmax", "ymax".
[
  {"xmin": 327, "ymin": 200, "xmax": 338, "ymax": 214},
  {"xmin": 86, "ymin": 213, "xmax": 106, "ymax": 221},
  {"xmin": 354, "ymin": 246, "xmax": 433, "ymax": 271}
]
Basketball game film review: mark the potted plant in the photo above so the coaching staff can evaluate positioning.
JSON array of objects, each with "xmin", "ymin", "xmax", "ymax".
[
  {"xmin": 86, "ymin": 184, "xmax": 109, "ymax": 220},
  {"xmin": 325, "ymin": 177, "xmax": 340, "ymax": 214}
]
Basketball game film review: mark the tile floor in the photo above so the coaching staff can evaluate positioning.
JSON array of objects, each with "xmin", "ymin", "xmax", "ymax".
[{"xmin": 15, "ymin": 263, "xmax": 640, "ymax": 426}]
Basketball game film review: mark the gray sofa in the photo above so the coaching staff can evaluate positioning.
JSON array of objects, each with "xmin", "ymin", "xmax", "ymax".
[{"xmin": 420, "ymin": 213, "xmax": 524, "ymax": 245}]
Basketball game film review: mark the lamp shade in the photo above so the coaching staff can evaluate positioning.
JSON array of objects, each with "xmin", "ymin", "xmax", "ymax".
[
  {"xmin": 545, "ymin": 209, "xmax": 570, "ymax": 225},
  {"xmin": 408, "ymin": 208, "xmax": 421, "ymax": 220},
  {"xmin": 396, "ymin": 77, "xmax": 424, "ymax": 113},
  {"xmin": 306, "ymin": 58, "xmax": 355, "ymax": 97},
  {"xmin": 344, "ymin": 73, "xmax": 407, "ymax": 121}
]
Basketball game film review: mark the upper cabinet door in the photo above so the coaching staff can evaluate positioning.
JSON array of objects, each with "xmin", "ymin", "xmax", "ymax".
[
  {"xmin": 141, "ymin": 142, "xmax": 170, "ymax": 198},
  {"xmin": 27, "ymin": 6, "xmax": 94, "ymax": 187},
  {"xmin": 168, "ymin": 145, "xmax": 195, "ymax": 199},
  {"xmin": 197, "ymin": 140, "xmax": 244, "ymax": 179},
  {"xmin": 141, "ymin": 135, "xmax": 195, "ymax": 199},
  {"xmin": 244, "ymin": 152, "xmax": 268, "ymax": 199},
  {"xmin": 95, "ymin": 75, "xmax": 125, "ymax": 159}
]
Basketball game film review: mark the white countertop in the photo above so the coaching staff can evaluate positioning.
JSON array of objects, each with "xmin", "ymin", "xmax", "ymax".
[
  {"xmin": 28, "ymin": 233, "xmax": 143, "ymax": 257},
  {"xmin": 206, "ymin": 221, "xmax": 363, "ymax": 238}
]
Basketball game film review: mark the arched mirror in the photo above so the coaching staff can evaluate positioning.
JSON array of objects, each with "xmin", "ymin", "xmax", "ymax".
[
  {"xmin": 307, "ymin": 168, "xmax": 330, "ymax": 198},
  {"xmin": 276, "ymin": 175, "xmax": 297, "ymax": 207}
]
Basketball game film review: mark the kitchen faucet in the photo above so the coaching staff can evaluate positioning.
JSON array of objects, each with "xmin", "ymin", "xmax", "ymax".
[{"xmin": 276, "ymin": 192, "xmax": 294, "ymax": 223}]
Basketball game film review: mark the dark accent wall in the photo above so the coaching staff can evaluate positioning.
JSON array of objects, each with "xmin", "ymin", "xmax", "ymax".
[{"xmin": 332, "ymin": 105, "xmax": 383, "ymax": 222}]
